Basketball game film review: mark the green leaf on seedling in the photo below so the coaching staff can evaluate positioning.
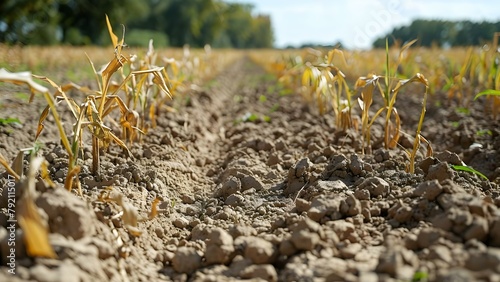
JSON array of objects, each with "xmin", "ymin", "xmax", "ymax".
[
  {"xmin": 476, "ymin": 129, "xmax": 492, "ymax": 137},
  {"xmin": 412, "ymin": 271, "xmax": 428, "ymax": 282},
  {"xmin": 259, "ymin": 95, "xmax": 267, "ymax": 102},
  {"xmin": 474, "ymin": 89, "xmax": 500, "ymax": 100},
  {"xmin": 244, "ymin": 113, "xmax": 259, "ymax": 122},
  {"xmin": 451, "ymin": 165, "xmax": 488, "ymax": 180},
  {"xmin": 456, "ymin": 107, "xmax": 470, "ymax": 115},
  {"xmin": 238, "ymin": 112, "xmax": 271, "ymax": 123},
  {"xmin": 0, "ymin": 117, "xmax": 21, "ymax": 126}
]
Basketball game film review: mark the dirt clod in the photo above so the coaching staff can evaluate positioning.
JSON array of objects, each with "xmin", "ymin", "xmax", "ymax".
[{"xmin": 172, "ymin": 247, "xmax": 202, "ymax": 274}]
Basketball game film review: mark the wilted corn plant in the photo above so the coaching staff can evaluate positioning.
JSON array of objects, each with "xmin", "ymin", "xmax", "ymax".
[
  {"xmin": 442, "ymin": 47, "xmax": 475, "ymax": 106},
  {"xmin": 264, "ymin": 52, "xmax": 304, "ymax": 91},
  {"xmin": 0, "ymin": 68, "xmax": 83, "ymax": 191},
  {"xmin": 301, "ymin": 48, "xmax": 354, "ymax": 131},
  {"xmin": 1, "ymin": 16, "xmax": 172, "ymax": 194},
  {"xmin": 109, "ymin": 38, "xmax": 173, "ymax": 140},
  {"xmin": 474, "ymin": 32, "xmax": 500, "ymax": 119},
  {"xmin": 355, "ymin": 39, "xmax": 432, "ymax": 172}
]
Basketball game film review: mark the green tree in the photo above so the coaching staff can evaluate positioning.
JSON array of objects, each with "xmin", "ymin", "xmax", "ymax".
[
  {"xmin": 248, "ymin": 15, "xmax": 273, "ymax": 48},
  {"xmin": 221, "ymin": 3, "xmax": 255, "ymax": 48},
  {"xmin": 0, "ymin": 0, "xmax": 61, "ymax": 44},
  {"xmin": 0, "ymin": 0, "xmax": 149, "ymax": 45},
  {"xmin": 150, "ymin": 0, "xmax": 224, "ymax": 47},
  {"xmin": 129, "ymin": 0, "xmax": 274, "ymax": 48},
  {"xmin": 0, "ymin": 0, "xmax": 274, "ymax": 48},
  {"xmin": 57, "ymin": 0, "xmax": 149, "ymax": 45},
  {"xmin": 373, "ymin": 19, "xmax": 500, "ymax": 48}
]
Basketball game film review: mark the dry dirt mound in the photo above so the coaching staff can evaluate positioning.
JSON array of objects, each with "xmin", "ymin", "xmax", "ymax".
[{"xmin": 1, "ymin": 56, "xmax": 500, "ymax": 282}]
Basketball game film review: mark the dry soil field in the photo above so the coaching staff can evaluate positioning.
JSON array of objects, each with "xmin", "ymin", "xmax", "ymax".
[{"xmin": 1, "ymin": 46, "xmax": 500, "ymax": 282}]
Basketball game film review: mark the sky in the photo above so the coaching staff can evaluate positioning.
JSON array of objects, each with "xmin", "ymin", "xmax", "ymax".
[{"xmin": 226, "ymin": 0, "xmax": 500, "ymax": 49}]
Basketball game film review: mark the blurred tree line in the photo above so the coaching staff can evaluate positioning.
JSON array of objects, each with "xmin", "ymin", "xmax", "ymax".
[
  {"xmin": 373, "ymin": 19, "xmax": 500, "ymax": 48},
  {"xmin": 0, "ymin": 0, "xmax": 274, "ymax": 48}
]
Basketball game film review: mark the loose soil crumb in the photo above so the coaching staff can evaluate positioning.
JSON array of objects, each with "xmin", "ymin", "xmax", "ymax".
[{"xmin": 1, "ymin": 56, "xmax": 500, "ymax": 281}]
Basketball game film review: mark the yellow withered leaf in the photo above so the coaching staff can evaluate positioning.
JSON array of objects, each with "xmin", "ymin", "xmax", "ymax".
[
  {"xmin": 18, "ymin": 157, "xmax": 57, "ymax": 258},
  {"xmin": 302, "ymin": 66, "xmax": 320, "ymax": 87},
  {"xmin": 106, "ymin": 14, "xmax": 118, "ymax": 49},
  {"xmin": 18, "ymin": 200, "xmax": 57, "ymax": 258},
  {"xmin": 36, "ymin": 106, "xmax": 50, "ymax": 140},
  {"xmin": 152, "ymin": 71, "xmax": 172, "ymax": 98},
  {"xmin": 0, "ymin": 68, "xmax": 49, "ymax": 102},
  {"xmin": 32, "ymin": 74, "xmax": 61, "ymax": 91},
  {"xmin": 397, "ymin": 39, "xmax": 418, "ymax": 65},
  {"xmin": 327, "ymin": 49, "xmax": 348, "ymax": 66},
  {"xmin": 33, "ymin": 75, "xmax": 79, "ymax": 118},
  {"xmin": 40, "ymin": 160, "xmax": 56, "ymax": 188},
  {"xmin": 12, "ymin": 151, "xmax": 24, "ymax": 178},
  {"xmin": 0, "ymin": 152, "xmax": 20, "ymax": 181},
  {"xmin": 393, "ymin": 73, "xmax": 429, "ymax": 93},
  {"xmin": 102, "ymin": 56, "xmax": 128, "ymax": 94},
  {"xmin": 387, "ymin": 108, "xmax": 401, "ymax": 149},
  {"xmin": 148, "ymin": 198, "xmax": 161, "ymax": 220},
  {"xmin": 420, "ymin": 135, "xmax": 434, "ymax": 157},
  {"xmin": 102, "ymin": 190, "xmax": 143, "ymax": 237},
  {"xmin": 149, "ymin": 104, "xmax": 157, "ymax": 128},
  {"xmin": 64, "ymin": 165, "xmax": 81, "ymax": 193}
]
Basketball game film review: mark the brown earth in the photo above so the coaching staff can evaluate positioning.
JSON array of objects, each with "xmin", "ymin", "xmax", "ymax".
[{"xmin": 1, "ymin": 56, "xmax": 500, "ymax": 282}]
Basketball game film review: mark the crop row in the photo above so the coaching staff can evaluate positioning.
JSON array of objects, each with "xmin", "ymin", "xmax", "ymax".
[{"xmin": 250, "ymin": 36, "xmax": 500, "ymax": 173}]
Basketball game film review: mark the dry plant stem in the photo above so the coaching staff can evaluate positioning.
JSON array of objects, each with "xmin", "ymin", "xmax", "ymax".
[
  {"xmin": 42, "ymin": 92, "xmax": 73, "ymax": 161},
  {"xmin": 92, "ymin": 136, "xmax": 100, "ymax": 176},
  {"xmin": 409, "ymin": 86, "xmax": 429, "ymax": 173},
  {"xmin": 41, "ymin": 91, "xmax": 83, "ymax": 190},
  {"xmin": 357, "ymin": 78, "xmax": 375, "ymax": 154},
  {"xmin": 64, "ymin": 166, "xmax": 81, "ymax": 194},
  {"xmin": 293, "ymin": 181, "xmax": 309, "ymax": 204},
  {"xmin": 0, "ymin": 153, "xmax": 21, "ymax": 180}
]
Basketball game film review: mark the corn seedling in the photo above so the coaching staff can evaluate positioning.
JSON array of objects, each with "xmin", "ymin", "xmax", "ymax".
[
  {"xmin": 451, "ymin": 165, "xmax": 488, "ymax": 180},
  {"xmin": 0, "ymin": 117, "xmax": 21, "ymax": 126},
  {"xmin": 473, "ymin": 33, "xmax": 500, "ymax": 119},
  {"xmin": 354, "ymin": 39, "xmax": 432, "ymax": 172},
  {"xmin": 274, "ymin": 55, "xmax": 304, "ymax": 92},
  {"xmin": 356, "ymin": 40, "xmax": 416, "ymax": 148},
  {"xmin": 301, "ymin": 48, "xmax": 353, "ymax": 131},
  {"xmin": 442, "ymin": 47, "xmax": 476, "ymax": 106},
  {"xmin": 122, "ymin": 39, "xmax": 173, "ymax": 135},
  {"xmin": 394, "ymin": 74, "xmax": 433, "ymax": 173},
  {"xmin": 1, "ymin": 16, "xmax": 172, "ymax": 194}
]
